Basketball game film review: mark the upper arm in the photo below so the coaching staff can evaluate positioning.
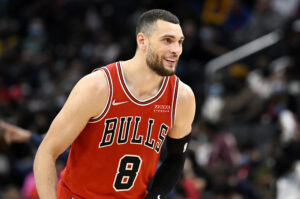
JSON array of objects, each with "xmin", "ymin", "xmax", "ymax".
[
  {"xmin": 168, "ymin": 81, "xmax": 196, "ymax": 139},
  {"xmin": 38, "ymin": 70, "xmax": 109, "ymax": 158}
]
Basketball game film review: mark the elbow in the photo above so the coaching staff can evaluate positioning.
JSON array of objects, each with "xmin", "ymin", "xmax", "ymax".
[{"xmin": 34, "ymin": 142, "xmax": 59, "ymax": 169}]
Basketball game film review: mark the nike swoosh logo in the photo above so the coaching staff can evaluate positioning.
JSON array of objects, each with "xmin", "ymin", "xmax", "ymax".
[{"xmin": 112, "ymin": 100, "xmax": 129, "ymax": 106}]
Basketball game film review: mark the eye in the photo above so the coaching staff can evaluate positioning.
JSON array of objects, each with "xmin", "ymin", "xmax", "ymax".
[{"xmin": 163, "ymin": 38, "xmax": 172, "ymax": 44}]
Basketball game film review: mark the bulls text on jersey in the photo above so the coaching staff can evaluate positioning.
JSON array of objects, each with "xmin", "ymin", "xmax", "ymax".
[{"xmin": 99, "ymin": 116, "xmax": 169, "ymax": 153}]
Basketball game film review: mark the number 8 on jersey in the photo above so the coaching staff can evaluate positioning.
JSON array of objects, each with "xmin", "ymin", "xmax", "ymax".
[{"xmin": 113, "ymin": 155, "xmax": 142, "ymax": 191}]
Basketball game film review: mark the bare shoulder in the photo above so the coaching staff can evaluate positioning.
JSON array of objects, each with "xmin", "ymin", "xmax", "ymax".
[
  {"xmin": 176, "ymin": 80, "xmax": 196, "ymax": 120},
  {"xmin": 80, "ymin": 70, "xmax": 108, "ymax": 93},
  {"xmin": 177, "ymin": 80, "xmax": 195, "ymax": 104},
  {"xmin": 69, "ymin": 69, "xmax": 110, "ymax": 118},
  {"xmin": 169, "ymin": 80, "xmax": 196, "ymax": 138},
  {"xmin": 36, "ymin": 69, "xmax": 111, "ymax": 157}
]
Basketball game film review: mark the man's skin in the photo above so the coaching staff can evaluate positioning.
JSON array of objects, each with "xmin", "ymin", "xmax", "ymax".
[{"xmin": 34, "ymin": 19, "xmax": 195, "ymax": 199}]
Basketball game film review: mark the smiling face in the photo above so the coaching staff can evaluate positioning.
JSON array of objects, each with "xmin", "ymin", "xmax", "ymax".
[{"xmin": 144, "ymin": 20, "xmax": 184, "ymax": 76}]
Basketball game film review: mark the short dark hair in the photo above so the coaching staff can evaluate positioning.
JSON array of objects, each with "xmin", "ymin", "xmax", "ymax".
[{"xmin": 136, "ymin": 9, "xmax": 180, "ymax": 36}]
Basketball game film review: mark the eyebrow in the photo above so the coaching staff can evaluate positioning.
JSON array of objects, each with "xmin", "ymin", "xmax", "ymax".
[{"xmin": 161, "ymin": 34, "xmax": 185, "ymax": 41}]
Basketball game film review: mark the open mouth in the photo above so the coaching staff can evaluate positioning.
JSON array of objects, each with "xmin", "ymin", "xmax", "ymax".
[{"xmin": 164, "ymin": 59, "xmax": 176, "ymax": 65}]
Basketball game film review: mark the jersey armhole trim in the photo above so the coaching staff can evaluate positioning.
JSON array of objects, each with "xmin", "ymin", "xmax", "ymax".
[
  {"xmin": 89, "ymin": 67, "xmax": 113, "ymax": 123},
  {"xmin": 171, "ymin": 77, "xmax": 179, "ymax": 127}
]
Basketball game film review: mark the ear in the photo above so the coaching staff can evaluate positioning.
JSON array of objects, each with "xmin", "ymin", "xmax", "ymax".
[{"xmin": 136, "ymin": 33, "xmax": 148, "ymax": 51}]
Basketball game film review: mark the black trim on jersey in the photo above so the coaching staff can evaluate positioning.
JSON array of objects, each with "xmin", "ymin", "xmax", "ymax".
[
  {"xmin": 155, "ymin": 124, "xmax": 169, "ymax": 153},
  {"xmin": 117, "ymin": 116, "xmax": 133, "ymax": 144},
  {"xmin": 144, "ymin": 119, "xmax": 155, "ymax": 149},
  {"xmin": 99, "ymin": 118, "xmax": 118, "ymax": 148},
  {"xmin": 171, "ymin": 77, "xmax": 179, "ymax": 127},
  {"xmin": 130, "ymin": 117, "xmax": 143, "ymax": 144},
  {"xmin": 117, "ymin": 62, "xmax": 169, "ymax": 105},
  {"xmin": 89, "ymin": 67, "xmax": 113, "ymax": 123}
]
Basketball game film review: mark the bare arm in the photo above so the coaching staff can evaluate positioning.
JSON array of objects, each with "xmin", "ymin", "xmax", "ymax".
[
  {"xmin": 168, "ymin": 80, "xmax": 196, "ymax": 139},
  {"xmin": 33, "ymin": 70, "xmax": 109, "ymax": 199}
]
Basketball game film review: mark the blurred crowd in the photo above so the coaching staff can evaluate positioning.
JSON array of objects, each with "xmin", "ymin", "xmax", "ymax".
[{"xmin": 1, "ymin": 0, "xmax": 300, "ymax": 198}]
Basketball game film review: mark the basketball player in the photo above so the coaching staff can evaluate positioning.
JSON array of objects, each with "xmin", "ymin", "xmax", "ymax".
[{"xmin": 34, "ymin": 9, "xmax": 195, "ymax": 199}]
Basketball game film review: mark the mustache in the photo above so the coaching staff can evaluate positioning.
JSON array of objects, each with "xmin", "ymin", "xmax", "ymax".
[{"xmin": 163, "ymin": 53, "xmax": 178, "ymax": 60}]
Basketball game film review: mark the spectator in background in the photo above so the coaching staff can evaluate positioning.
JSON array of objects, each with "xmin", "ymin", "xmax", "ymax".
[
  {"xmin": 272, "ymin": 0, "xmax": 300, "ymax": 19},
  {"xmin": 224, "ymin": 0, "xmax": 252, "ymax": 35},
  {"xmin": 201, "ymin": 121, "xmax": 239, "ymax": 169},
  {"xmin": 2, "ymin": 186, "xmax": 22, "ymax": 199},
  {"xmin": 247, "ymin": 55, "xmax": 274, "ymax": 100},
  {"xmin": 0, "ymin": 129, "xmax": 11, "ymax": 192},
  {"xmin": 1, "ymin": 0, "xmax": 300, "ymax": 198},
  {"xmin": 275, "ymin": 128, "xmax": 300, "ymax": 199},
  {"xmin": 0, "ymin": 120, "xmax": 44, "ymax": 148},
  {"xmin": 201, "ymin": 0, "xmax": 233, "ymax": 26},
  {"xmin": 180, "ymin": 157, "xmax": 206, "ymax": 199},
  {"xmin": 234, "ymin": 0, "xmax": 285, "ymax": 45},
  {"xmin": 220, "ymin": 63, "xmax": 265, "ymax": 126},
  {"xmin": 0, "ymin": 120, "xmax": 68, "ymax": 199},
  {"xmin": 276, "ymin": 160, "xmax": 300, "ymax": 199}
]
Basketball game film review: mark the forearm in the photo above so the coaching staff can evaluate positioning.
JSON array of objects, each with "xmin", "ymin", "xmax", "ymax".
[
  {"xmin": 146, "ymin": 155, "xmax": 185, "ymax": 199},
  {"xmin": 34, "ymin": 147, "xmax": 58, "ymax": 199},
  {"xmin": 146, "ymin": 134, "xmax": 191, "ymax": 199}
]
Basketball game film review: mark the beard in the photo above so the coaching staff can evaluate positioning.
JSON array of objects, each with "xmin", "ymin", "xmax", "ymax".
[{"xmin": 146, "ymin": 45, "xmax": 177, "ymax": 76}]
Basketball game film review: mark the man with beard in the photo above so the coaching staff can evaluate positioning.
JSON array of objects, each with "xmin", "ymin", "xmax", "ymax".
[{"xmin": 34, "ymin": 9, "xmax": 195, "ymax": 199}]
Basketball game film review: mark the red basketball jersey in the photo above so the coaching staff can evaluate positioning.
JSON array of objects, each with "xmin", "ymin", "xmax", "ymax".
[{"xmin": 58, "ymin": 62, "xmax": 179, "ymax": 199}]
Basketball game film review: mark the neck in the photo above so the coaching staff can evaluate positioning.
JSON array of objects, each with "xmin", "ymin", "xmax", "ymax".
[{"xmin": 120, "ymin": 51, "xmax": 165, "ymax": 100}]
